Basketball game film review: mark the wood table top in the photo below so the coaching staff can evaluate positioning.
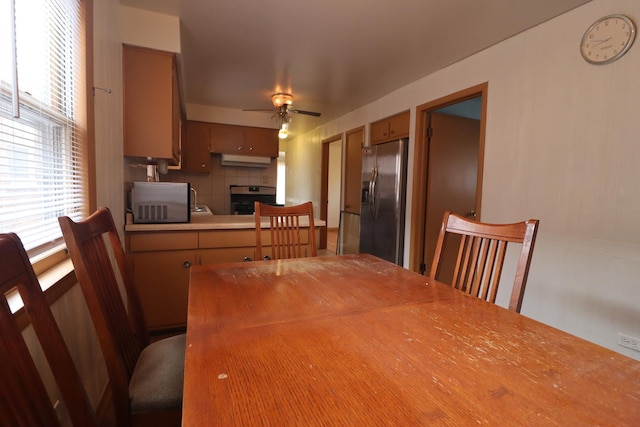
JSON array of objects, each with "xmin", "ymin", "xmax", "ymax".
[{"xmin": 184, "ymin": 254, "xmax": 640, "ymax": 426}]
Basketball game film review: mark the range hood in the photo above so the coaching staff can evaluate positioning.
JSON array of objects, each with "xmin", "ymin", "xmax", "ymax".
[{"xmin": 220, "ymin": 154, "xmax": 271, "ymax": 168}]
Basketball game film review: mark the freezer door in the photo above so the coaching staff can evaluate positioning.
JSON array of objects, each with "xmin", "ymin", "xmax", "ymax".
[{"xmin": 359, "ymin": 146, "xmax": 377, "ymax": 257}]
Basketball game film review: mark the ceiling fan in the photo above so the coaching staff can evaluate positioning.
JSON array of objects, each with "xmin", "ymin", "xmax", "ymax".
[{"xmin": 244, "ymin": 93, "xmax": 321, "ymax": 138}]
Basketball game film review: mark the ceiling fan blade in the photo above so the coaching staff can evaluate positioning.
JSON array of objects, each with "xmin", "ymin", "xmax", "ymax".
[
  {"xmin": 289, "ymin": 109, "xmax": 321, "ymax": 117},
  {"xmin": 242, "ymin": 108, "xmax": 274, "ymax": 112}
]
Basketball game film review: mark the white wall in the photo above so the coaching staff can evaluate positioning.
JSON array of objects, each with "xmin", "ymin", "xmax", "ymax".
[
  {"xmin": 328, "ymin": 141, "xmax": 342, "ymax": 228},
  {"xmin": 284, "ymin": 0, "xmax": 640, "ymax": 360}
]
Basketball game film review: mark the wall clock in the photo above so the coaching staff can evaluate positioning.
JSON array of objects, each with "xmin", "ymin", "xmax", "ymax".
[{"xmin": 580, "ymin": 14, "xmax": 636, "ymax": 64}]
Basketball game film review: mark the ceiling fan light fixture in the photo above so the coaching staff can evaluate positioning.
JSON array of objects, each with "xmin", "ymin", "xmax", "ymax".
[
  {"xmin": 272, "ymin": 93, "xmax": 293, "ymax": 108},
  {"xmin": 278, "ymin": 122, "xmax": 289, "ymax": 139}
]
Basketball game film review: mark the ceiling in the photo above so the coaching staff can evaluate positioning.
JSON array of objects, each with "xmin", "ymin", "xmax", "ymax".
[{"xmin": 120, "ymin": 0, "xmax": 593, "ymax": 137}]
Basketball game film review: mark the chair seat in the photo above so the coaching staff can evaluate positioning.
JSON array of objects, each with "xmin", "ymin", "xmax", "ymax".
[{"xmin": 129, "ymin": 333, "xmax": 186, "ymax": 413}]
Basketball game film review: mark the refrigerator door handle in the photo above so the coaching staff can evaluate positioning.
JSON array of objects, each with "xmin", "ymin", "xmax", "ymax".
[{"xmin": 369, "ymin": 166, "xmax": 378, "ymax": 219}]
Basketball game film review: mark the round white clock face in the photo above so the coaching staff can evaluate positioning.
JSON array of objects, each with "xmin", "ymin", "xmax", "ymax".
[{"xmin": 580, "ymin": 14, "xmax": 636, "ymax": 64}]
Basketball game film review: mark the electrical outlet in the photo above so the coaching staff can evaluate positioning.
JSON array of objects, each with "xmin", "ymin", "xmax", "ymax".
[{"xmin": 618, "ymin": 333, "xmax": 640, "ymax": 352}]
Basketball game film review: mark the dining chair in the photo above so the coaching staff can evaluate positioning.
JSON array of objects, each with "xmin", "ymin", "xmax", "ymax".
[
  {"xmin": 429, "ymin": 211, "xmax": 539, "ymax": 313},
  {"xmin": 58, "ymin": 208, "xmax": 184, "ymax": 427},
  {"xmin": 254, "ymin": 201, "xmax": 317, "ymax": 260},
  {"xmin": 0, "ymin": 233, "xmax": 97, "ymax": 427}
]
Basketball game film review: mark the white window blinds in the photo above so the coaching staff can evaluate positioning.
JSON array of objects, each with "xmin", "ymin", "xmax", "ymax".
[{"xmin": 0, "ymin": 0, "xmax": 88, "ymax": 255}]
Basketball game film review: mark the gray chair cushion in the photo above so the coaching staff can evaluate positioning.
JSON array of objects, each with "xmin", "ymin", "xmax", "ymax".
[{"xmin": 129, "ymin": 333, "xmax": 186, "ymax": 413}]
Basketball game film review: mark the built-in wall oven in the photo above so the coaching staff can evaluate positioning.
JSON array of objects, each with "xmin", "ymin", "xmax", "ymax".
[{"xmin": 230, "ymin": 185, "xmax": 277, "ymax": 214}]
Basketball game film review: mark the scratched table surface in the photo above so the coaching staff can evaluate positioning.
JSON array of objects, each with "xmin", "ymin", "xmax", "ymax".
[{"xmin": 184, "ymin": 254, "xmax": 640, "ymax": 426}]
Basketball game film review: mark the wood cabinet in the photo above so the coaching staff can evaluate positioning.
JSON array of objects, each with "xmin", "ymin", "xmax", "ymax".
[
  {"xmin": 182, "ymin": 121, "xmax": 212, "ymax": 172},
  {"xmin": 210, "ymin": 123, "xmax": 278, "ymax": 157},
  {"xmin": 370, "ymin": 111, "xmax": 410, "ymax": 145},
  {"xmin": 126, "ymin": 226, "xmax": 315, "ymax": 331},
  {"xmin": 127, "ymin": 231, "xmax": 198, "ymax": 331},
  {"xmin": 123, "ymin": 45, "xmax": 181, "ymax": 164}
]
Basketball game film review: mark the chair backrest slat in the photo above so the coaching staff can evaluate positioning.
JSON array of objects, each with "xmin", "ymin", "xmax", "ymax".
[
  {"xmin": 0, "ymin": 233, "xmax": 97, "ymax": 426},
  {"xmin": 59, "ymin": 207, "xmax": 149, "ymax": 427},
  {"xmin": 429, "ymin": 211, "xmax": 539, "ymax": 313},
  {"xmin": 255, "ymin": 202, "xmax": 317, "ymax": 260}
]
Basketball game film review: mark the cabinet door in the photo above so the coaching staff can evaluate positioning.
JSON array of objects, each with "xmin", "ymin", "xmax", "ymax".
[
  {"xmin": 371, "ymin": 112, "xmax": 410, "ymax": 145},
  {"xmin": 123, "ymin": 45, "xmax": 179, "ymax": 163},
  {"xmin": 244, "ymin": 127, "xmax": 279, "ymax": 157},
  {"xmin": 183, "ymin": 121, "xmax": 211, "ymax": 172},
  {"xmin": 388, "ymin": 112, "xmax": 410, "ymax": 140},
  {"xmin": 370, "ymin": 120, "xmax": 390, "ymax": 145},
  {"xmin": 210, "ymin": 123, "xmax": 244, "ymax": 154},
  {"xmin": 131, "ymin": 250, "xmax": 197, "ymax": 331}
]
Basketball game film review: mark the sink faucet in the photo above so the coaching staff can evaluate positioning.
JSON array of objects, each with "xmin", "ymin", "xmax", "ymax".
[{"xmin": 190, "ymin": 187, "xmax": 197, "ymax": 210}]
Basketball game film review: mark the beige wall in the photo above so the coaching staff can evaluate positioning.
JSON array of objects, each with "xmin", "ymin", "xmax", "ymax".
[
  {"xmin": 283, "ymin": 0, "xmax": 640, "ymax": 360},
  {"xmin": 93, "ymin": 0, "xmax": 125, "ymax": 231}
]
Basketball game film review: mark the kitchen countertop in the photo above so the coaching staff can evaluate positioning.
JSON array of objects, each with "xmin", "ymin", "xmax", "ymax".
[{"xmin": 125, "ymin": 207, "xmax": 326, "ymax": 232}]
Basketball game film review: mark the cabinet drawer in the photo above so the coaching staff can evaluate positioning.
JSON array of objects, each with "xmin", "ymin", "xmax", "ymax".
[
  {"xmin": 129, "ymin": 232, "xmax": 199, "ymax": 252},
  {"xmin": 199, "ymin": 229, "xmax": 310, "ymax": 249},
  {"xmin": 200, "ymin": 248, "xmax": 255, "ymax": 264},
  {"xmin": 199, "ymin": 230, "xmax": 256, "ymax": 248}
]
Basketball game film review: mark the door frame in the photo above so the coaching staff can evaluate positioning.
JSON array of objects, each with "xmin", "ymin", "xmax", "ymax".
[
  {"xmin": 320, "ymin": 133, "xmax": 343, "ymax": 249},
  {"xmin": 408, "ymin": 82, "xmax": 488, "ymax": 272}
]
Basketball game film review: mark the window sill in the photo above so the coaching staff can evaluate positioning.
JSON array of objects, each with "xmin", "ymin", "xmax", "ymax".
[{"xmin": 7, "ymin": 254, "xmax": 77, "ymax": 330}]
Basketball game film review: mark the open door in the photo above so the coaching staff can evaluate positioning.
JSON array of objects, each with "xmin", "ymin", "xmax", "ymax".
[
  {"xmin": 320, "ymin": 133, "xmax": 342, "ymax": 250},
  {"xmin": 423, "ymin": 112, "xmax": 480, "ymax": 278},
  {"xmin": 409, "ymin": 83, "xmax": 487, "ymax": 274}
]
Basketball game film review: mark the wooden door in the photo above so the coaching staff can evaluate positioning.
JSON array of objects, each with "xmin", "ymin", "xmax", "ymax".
[
  {"xmin": 344, "ymin": 127, "xmax": 364, "ymax": 214},
  {"xmin": 409, "ymin": 83, "xmax": 487, "ymax": 273},
  {"xmin": 423, "ymin": 112, "xmax": 480, "ymax": 277}
]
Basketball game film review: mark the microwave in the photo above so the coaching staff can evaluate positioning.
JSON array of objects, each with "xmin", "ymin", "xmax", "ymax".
[{"xmin": 131, "ymin": 182, "xmax": 191, "ymax": 224}]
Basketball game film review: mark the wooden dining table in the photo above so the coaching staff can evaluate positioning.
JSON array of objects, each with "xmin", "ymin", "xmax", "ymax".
[{"xmin": 184, "ymin": 254, "xmax": 640, "ymax": 426}]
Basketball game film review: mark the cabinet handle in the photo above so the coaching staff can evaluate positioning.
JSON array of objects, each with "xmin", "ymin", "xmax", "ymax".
[
  {"xmin": 237, "ymin": 146, "xmax": 242, "ymax": 151},
  {"xmin": 201, "ymin": 163, "xmax": 206, "ymax": 168},
  {"xmin": 243, "ymin": 256, "xmax": 252, "ymax": 262},
  {"xmin": 248, "ymin": 146, "xmax": 254, "ymax": 151},
  {"xmin": 183, "ymin": 261, "xmax": 191, "ymax": 268}
]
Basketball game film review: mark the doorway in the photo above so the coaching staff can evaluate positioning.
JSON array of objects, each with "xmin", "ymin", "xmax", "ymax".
[
  {"xmin": 320, "ymin": 133, "xmax": 343, "ymax": 251},
  {"xmin": 408, "ymin": 83, "xmax": 487, "ymax": 274}
]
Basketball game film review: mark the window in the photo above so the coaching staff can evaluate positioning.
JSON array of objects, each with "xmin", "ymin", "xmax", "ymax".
[{"xmin": 0, "ymin": 0, "xmax": 89, "ymax": 256}]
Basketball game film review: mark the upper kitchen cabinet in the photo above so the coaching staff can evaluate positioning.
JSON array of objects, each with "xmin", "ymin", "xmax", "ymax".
[
  {"xmin": 210, "ymin": 123, "xmax": 278, "ymax": 158},
  {"xmin": 182, "ymin": 121, "xmax": 211, "ymax": 172},
  {"xmin": 370, "ymin": 111, "xmax": 410, "ymax": 145},
  {"xmin": 123, "ymin": 45, "xmax": 181, "ymax": 164}
]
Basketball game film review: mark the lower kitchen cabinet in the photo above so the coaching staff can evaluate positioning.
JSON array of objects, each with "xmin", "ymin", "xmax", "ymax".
[
  {"xmin": 127, "ymin": 229, "xmax": 285, "ymax": 331},
  {"xmin": 127, "ymin": 226, "xmax": 318, "ymax": 331}
]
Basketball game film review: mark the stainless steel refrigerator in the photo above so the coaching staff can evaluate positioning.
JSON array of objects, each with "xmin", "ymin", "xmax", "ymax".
[{"xmin": 359, "ymin": 138, "xmax": 408, "ymax": 265}]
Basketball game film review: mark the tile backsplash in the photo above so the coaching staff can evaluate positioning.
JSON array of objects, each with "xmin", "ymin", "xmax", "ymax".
[{"xmin": 127, "ymin": 154, "xmax": 277, "ymax": 215}]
